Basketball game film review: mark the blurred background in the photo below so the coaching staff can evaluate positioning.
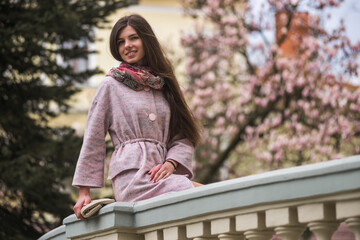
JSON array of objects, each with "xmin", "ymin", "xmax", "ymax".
[{"xmin": 1, "ymin": 0, "xmax": 359, "ymax": 239}]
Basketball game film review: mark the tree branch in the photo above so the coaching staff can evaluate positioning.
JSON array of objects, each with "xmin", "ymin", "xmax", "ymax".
[{"xmin": 198, "ymin": 96, "xmax": 280, "ymax": 183}]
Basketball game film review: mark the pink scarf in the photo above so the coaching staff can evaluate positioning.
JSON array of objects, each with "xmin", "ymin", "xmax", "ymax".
[{"xmin": 106, "ymin": 62, "xmax": 165, "ymax": 91}]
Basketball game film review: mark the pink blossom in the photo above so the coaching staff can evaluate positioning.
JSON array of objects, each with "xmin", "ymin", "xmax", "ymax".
[
  {"xmin": 181, "ymin": 0, "xmax": 360, "ymax": 179},
  {"xmin": 272, "ymin": 114, "xmax": 282, "ymax": 127}
]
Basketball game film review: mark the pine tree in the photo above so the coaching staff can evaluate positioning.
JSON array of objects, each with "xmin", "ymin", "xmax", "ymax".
[{"xmin": 0, "ymin": 0, "xmax": 135, "ymax": 239}]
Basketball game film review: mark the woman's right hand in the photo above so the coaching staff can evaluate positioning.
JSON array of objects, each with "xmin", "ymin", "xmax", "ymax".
[
  {"xmin": 149, "ymin": 160, "xmax": 177, "ymax": 183},
  {"xmin": 73, "ymin": 186, "xmax": 91, "ymax": 220}
]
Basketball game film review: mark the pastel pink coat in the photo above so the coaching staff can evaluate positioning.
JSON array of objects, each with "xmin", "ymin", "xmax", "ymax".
[{"xmin": 72, "ymin": 76, "xmax": 194, "ymax": 202}]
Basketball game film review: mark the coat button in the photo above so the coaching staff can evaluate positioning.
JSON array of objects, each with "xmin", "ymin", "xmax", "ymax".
[
  {"xmin": 144, "ymin": 86, "xmax": 150, "ymax": 91},
  {"xmin": 149, "ymin": 113, "xmax": 156, "ymax": 121}
]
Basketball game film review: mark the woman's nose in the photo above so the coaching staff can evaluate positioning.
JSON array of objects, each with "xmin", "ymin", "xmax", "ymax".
[{"xmin": 125, "ymin": 40, "xmax": 132, "ymax": 48}]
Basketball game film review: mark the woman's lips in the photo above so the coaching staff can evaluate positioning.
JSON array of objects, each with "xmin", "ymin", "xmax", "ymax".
[{"xmin": 126, "ymin": 51, "xmax": 136, "ymax": 57}]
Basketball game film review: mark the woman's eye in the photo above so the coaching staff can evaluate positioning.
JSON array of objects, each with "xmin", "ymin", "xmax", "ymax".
[{"xmin": 117, "ymin": 40, "xmax": 124, "ymax": 45}]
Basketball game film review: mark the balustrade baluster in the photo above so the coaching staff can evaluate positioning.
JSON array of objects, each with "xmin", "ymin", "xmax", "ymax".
[
  {"xmin": 344, "ymin": 217, "xmax": 360, "ymax": 240},
  {"xmin": 217, "ymin": 233, "xmax": 245, "ymax": 240},
  {"xmin": 211, "ymin": 217, "xmax": 244, "ymax": 239},
  {"xmin": 307, "ymin": 221, "xmax": 338, "ymax": 240},
  {"xmin": 266, "ymin": 207, "xmax": 305, "ymax": 240},
  {"xmin": 145, "ymin": 230, "xmax": 163, "ymax": 240},
  {"xmin": 336, "ymin": 199, "xmax": 360, "ymax": 240},
  {"xmin": 273, "ymin": 226, "xmax": 306, "ymax": 240},
  {"xmin": 186, "ymin": 221, "xmax": 217, "ymax": 239},
  {"xmin": 298, "ymin": 203, "xmax": 339, "ymax": 240},
  {"xmin": 163, "ymin": 226, "xmax": 188, "ymax": 240},
  {"xmin": 236, "ymin": 212, "xmax": 273, "ymax": 240},
  {"xmin": 243, "ymin": 230, "xmax": 273, "ymax": 240}
]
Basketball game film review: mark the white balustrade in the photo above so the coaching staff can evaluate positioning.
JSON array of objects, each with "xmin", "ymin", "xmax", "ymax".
[
  {"xmin": 236, "ymin": 212, "xmax": 273, "ymax": 240},
  {"xmin": 266, "ymin": 207, "xmax": 305, "ymax": 240},
  {"xmin": 163, "ymin": 226, "xmax": 188, "ymax": 240},
  {"xmin": 38, "ymin": 155, "xmax": 360, "ymax": 240},
  {"xmin": 298, "ymin": 203, "xmax": 339, "ymax": 240},
  {"xmin": 186, "ymin": 221, "xmax": 217, "ymax": 239},
  {"xmin": 336, "ymin": 199, "xmax": 360, "ymax": 240},
  {"xmin": 145, "ymin": 230, "xmax": 163, "ymax": 240},
  {"xmin": 211, "ymin": 217, "xmax": 244, "ymax": 240},
  {"xmin": 344, "ymin": 218, "xmax": 360, "ymax": 240}
]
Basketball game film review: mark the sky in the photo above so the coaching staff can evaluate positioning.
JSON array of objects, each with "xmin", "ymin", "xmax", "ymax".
[
  {"xmin": 250, "ymin": 0, "xmax": 360, "ymax": 43},
  {"xmin": 322, "ymin": 0, "xmax": 360, "ymax": 84},
  {"xmin": 317, "ymin": 0, "xmax": 360, "ymax": 44}
]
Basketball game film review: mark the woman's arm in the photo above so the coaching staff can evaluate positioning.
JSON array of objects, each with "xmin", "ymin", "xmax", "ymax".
[
  {"xmin": 72, "ymin": 79, "xmax": 112, "ymax": 188},
  {"xmin": 165, "ymin": 136, "xmax": 194, "ymax": 178}
]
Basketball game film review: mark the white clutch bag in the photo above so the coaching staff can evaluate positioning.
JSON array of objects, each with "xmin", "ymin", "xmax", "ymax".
[{"xmin": 80, "ymin": 198, "xmax": 115, "ymax": 218}]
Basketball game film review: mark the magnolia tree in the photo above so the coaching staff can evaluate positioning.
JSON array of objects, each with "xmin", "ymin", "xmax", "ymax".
[{"xmin": 180, "ymin": 0, "xmax": 360, "ymax": 183}]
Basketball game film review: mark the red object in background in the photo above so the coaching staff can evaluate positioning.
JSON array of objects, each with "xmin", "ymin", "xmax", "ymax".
[{"xmin": 275, "ymin": 11, "xmax": 309, "ymax": 57}]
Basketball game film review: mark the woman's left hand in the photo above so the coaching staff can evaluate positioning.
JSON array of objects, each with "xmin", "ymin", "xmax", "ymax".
[{"xmin": 149, "ymin": 161, "xmax": 176, "ymax": 183}]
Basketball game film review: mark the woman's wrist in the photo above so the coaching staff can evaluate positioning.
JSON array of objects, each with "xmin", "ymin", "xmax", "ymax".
[
  {"xmin": 165, "ymin": 159, "xmax": 178, "ymax": 171},
  {"xmin": 79, "ymin": 186, "xmax": 90, "ymax": 196}
]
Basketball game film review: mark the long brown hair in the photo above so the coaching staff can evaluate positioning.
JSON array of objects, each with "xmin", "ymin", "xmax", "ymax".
[{"xmin": 109, "ymin": 14, "xmax": 201, "ymax": 146}]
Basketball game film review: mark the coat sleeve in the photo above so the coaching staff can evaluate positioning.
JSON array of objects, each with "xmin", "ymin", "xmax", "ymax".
[
  {"xmin": 165, "ymin": 135, "xmax": 194, "ymax": 179},
  {"xmin": 72, "ymin": 79, "xmax": 112, "ymax": 188}
]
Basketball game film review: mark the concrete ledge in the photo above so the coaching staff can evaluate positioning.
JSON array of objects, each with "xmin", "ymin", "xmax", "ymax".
[
  {"xmin": 132, "ymin": 155, "xmax": 360, "ymax": 227},
  {"xmin": 38, "ymin": 225, "xmax": 66, "ymax": 240},
  {"xmin": 63, "ymin": 202, "xmax": 135, "ymax": 238},
  {"xmin": 45, "ymin": 155, "xmax": 360, "ymax": 239}
]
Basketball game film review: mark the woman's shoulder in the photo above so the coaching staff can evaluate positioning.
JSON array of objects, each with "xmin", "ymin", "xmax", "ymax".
[
  {"xmin": 96, "ymin": 75, "xmax": 138, "ymax": 100},
  {"xmin": 100, "ymin": 75, "xmax": 120, "ymax": 87},
  {"xmin": 91, "ymin": 76, "xmax": 122, "ymax": 100},
  {"xmin": 96, "ymin": 75, "xmax": 129, "ymax": 92}
]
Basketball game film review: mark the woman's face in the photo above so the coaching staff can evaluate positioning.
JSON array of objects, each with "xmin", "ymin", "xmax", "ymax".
[{"xmin": 117, "ymin": 25, "xmax": 145, "ymax": 65}]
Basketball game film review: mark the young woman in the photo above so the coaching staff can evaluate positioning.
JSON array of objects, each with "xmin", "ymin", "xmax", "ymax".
[{"xmin": 72, "ymin": 14, "xmax": 202, "ymax": 219}]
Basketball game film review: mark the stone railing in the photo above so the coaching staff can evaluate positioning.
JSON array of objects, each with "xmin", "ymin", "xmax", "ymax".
[{"xmin": 39, "ymin": 155, "xmax": 360, "ymax": 240}]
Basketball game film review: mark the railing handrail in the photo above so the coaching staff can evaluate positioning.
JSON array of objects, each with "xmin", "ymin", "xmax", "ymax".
[{"xmin": 40, "ymin": 155, "xmax": 360, "ymax": 240}]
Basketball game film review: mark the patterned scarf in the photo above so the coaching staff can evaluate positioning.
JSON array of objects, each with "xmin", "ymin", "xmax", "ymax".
[{"xmin": 106, "ymin": 62, "xmax": 165, "ymax": 91}]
